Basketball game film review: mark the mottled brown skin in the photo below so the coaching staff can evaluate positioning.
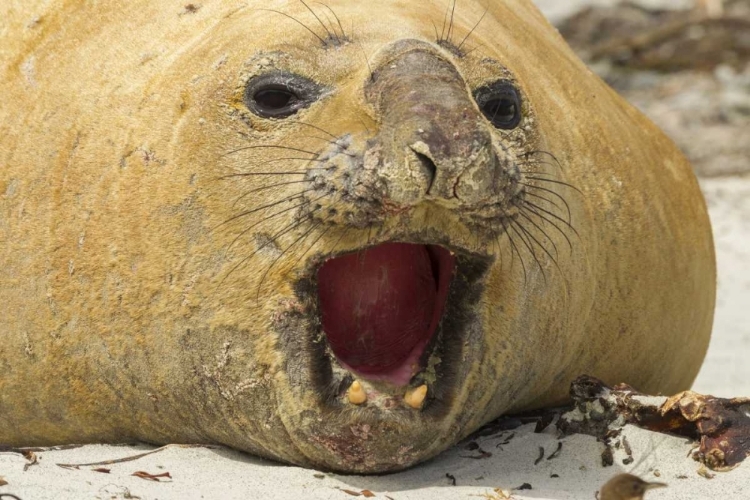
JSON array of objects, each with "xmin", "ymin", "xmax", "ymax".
[{"xmin": 0, "ymin": 0, "xmax": 715, "ymax": 473}]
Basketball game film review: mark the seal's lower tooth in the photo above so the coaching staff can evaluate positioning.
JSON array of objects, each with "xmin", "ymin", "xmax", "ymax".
[
  {"xmin": 404, "ymin": 384, "xmax": 428, "ymax": 409},
  {"xmin": 348, "ymin": 380, "xmax": 367, "ymax": 405}
]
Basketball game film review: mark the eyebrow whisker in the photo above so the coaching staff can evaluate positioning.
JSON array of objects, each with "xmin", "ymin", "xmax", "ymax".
[
  {"xmin": 315, "ymin": 2, "xmax": 347, "ymax": 40},
  {"xmin": 258, "ymin": 8, "xmax": 327, "ymax": 46},
  {"xmin": 457, "ymin": 4, "xmax": 488, "ymax": 51},
  {"xmin": 299, "ymin": 0, "xmax": 335, "ymax": 42}
]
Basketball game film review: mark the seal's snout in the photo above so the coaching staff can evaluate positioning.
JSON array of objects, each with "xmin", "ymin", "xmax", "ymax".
[{"xmin": 365, "ymin": 43, "xmax": 499, "ymax": 207}]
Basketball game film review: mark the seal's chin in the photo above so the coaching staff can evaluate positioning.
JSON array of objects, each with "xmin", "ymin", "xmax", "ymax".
[{"xmin": 317, "ymin": 243, "xmax": 456, "ymax": 386}]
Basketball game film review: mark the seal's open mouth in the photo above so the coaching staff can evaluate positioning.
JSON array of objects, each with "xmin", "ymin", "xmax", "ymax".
[
  {"xmin": 280, "ymin": 239, "xmax": 489, "ymax": 414},
  {"xmin": 317, "ymin": 243, "xmax": 457, "ymax": 386}
]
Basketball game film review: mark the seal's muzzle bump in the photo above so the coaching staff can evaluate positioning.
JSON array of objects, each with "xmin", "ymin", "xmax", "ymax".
[{"xmin": 365, "ymin": 42, "xmax": 498, "ymax": 207}]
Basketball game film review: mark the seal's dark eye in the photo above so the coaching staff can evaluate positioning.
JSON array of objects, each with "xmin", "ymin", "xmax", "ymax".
[
  {"xmin": 473, "ymin": 81, "xmax": 522, "ymax": 130},
  {"xmin": 254, "ymin": 86, "xmax": 298, "ymax": 112},
  {"xmin": 245, "ymin": 72, "xmax": 323, "ymax": 119}
]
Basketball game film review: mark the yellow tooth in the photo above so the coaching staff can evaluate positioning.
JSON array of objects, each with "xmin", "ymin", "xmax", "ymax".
[
  {"xmin": 348, "ymin": 380, "xmax": 367, "ymax": 405},
  {"xmin": 404, "ymin": 384, "xmax": 428, "ymax": 409}
]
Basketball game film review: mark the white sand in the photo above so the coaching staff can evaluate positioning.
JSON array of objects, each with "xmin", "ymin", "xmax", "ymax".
[
  {"xmin": 2, "ymin": 3, "xmax": 749, "ymax": 499},
  {"xmin": 693, "ymin": 179, "xmax": 750, "ymax": 398},
  {"xmin": 1, "ymin": 417, "xmax": 748, "ymax": 499}
]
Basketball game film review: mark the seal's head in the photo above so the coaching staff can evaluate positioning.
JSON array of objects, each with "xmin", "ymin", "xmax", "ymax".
[{"xmin": 0, "ymin": 0, "xmax": 714, "ymax": 473}]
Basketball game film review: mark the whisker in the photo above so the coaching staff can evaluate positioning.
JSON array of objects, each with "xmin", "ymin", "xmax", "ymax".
[
  {"xmin": 315, "ymin": 2, "xmax": 347, "ymax": 40},
  {"xmin": 518, "ymin": 159, "xmax": 561, "ymax": 173},
  {"xmin": 525, "ymin": 191, "xmax": 570, "ymax": 222},
  {"xmin": 253, "ymin": 156, "xmax": 326, "ymax": 166},
  {"xmin": 524, "ymin": 176, "xmax": 584, "ymax": 195},
  {"xmin": 212, "ymin": 188, "xmax": 316, "ymax": 231},
  {"xmin": 510, "ymin": 219, "xmax": 546, "ymax": 285},
  {"xmin": 216, "ymin": 162, "xmax": 324, "ymax": 181},
  {"xmin": 221, "ymin": 144, "xmax": 321, "ymax": 158},
  {"xmin": 519, "ymin": 205, "xmax": 574, "ymax": 252},
  {"xmin": 258, "ymin": 9, "xmax": 327, "ymax": 46},
  {"xmin": 494, "ymin": 233, "xmax": 504, "ymax": 274},
  {"xmin": 256, "ymin": 220, "xmax": 323, "ymax": 301},
  {"xmin": 219, "ymin": 221, "xmax": 303, "ymax": 289},
  {"xmin": 357, "ymin": 116, "xmax": 371, "ymax": 134},
  {"xmin": 328, "ymin": 227, "xmax": 349, "ymax": 256},
  {"xmin": 462, "ymin": 44, "xmax": 484, "ymax": 57},
  {"xmin": 298, "ymin": 134, "xmax": 341, "ymax": 146},
  {"xmin": 218, "ymin": 196, "xmax": 331, "ymax": 288},
  {"xmin": 294, "ymin": 135, "xmax": 356, "ymax": 157},
  {"xmin": 294, "ymin": 222, "xmax": 333, "ymax": 268},
  {"xmin": 515, "ymin": 218, "xmax": 552, "ymax": 270},
  {"xmin": 299, "ymin": 0, "xmax": 334, "ymax": 42},
  {"xmin": 439, "ymin": 1, "xmax": 451, "ymax": 41},
  {"xmin": 457, "ymin": 4, "xmax": 488, "ymax": 51},
  {"xmin": 501, "ymin": 217, "xmax": 527, "ymax": 284},
  {"xmin": 515, "ymin": 215, "xmax": 569, "ymax": 290},
  {"xmin": 521, "ymin": 150, "xmax": 563, "ymax": 170},
  {"xmin": 523, "ymin": 184, "xmax": 570, "ymax": 221},
  {"xmin": 226, "ymin": 191, "xmax": 331, "ymax": 254},
  {"xmin": 231, "ymin": 179, "xmax": 311, "ymax": 208},
  {"xmin": 447, "ymin": 0, "xmax": 458, "ymax": 43},
  {"xmin": 357, "ymin": 40, "xmax": 375, "ymax": 82},
  {"xmin": 518, "ymin": 170, "xmax": 559, "ymax": 179},
  {"xmin": 218, "ymin": 171, "xmax": 310, "ymax": 177},
  {"xmin": 318, "ymin": 9, "xmax": 341, "ymax": 44},
  {"xmin": 254, "ymin": 192, "xmax": 335, "ymax": 299},
  {"xmin": 523, "ymin": 200, "xmax": 580, "ymax": 237},
  {"xmin": 517, "ymin": 210, "xmax": 559, "ymax": 259},
  {"xmin": 289, "ymin": 120, "xmax": 338, "ymax": 139}
]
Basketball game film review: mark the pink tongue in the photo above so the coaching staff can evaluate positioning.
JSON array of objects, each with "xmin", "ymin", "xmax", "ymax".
[{"xmin": 317, "ymin": 243, "xmax": 439, "ymax": 379}]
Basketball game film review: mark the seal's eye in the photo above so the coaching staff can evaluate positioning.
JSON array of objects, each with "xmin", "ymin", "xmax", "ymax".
[
  {"xmin": 254, "ymin": 86, "xmax": 299, "ymax": 112},
  {"xmin": 245, "ymin": 72, "xmax": 323, "ymax": 119},
  {"xmin": 473, "ymin": 81, "xmax": 522, "ymax": 130}
]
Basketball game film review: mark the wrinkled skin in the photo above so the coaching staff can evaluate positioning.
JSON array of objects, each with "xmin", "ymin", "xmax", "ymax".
[{"xmin": 0, "ymin": 0, "xmax": 715, "ymax": 473}]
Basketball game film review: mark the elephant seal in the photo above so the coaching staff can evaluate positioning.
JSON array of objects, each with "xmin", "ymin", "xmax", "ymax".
[{"xmin": 0, "ymin": 0, "xmax": 715, "ymax": 473}]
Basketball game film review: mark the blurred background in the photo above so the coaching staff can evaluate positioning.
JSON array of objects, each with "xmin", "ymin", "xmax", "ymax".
[{"xmin": 533, "ymin": 0, "xmax": 750, "ymax": 397}]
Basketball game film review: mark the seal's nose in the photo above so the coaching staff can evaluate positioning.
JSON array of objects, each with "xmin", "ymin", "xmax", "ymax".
[
  {"xmin": 408, "ymin": 147, "xmax": 438, "ymax": 195},
  {"xmin": 365, "ymin": 42, "xmax": 498, "ymax": 206}
]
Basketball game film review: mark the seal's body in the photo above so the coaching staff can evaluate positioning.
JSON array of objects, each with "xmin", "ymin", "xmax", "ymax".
[{"xmin": 0, "ymin": 0, "xmax": 714, "ymax": 472}]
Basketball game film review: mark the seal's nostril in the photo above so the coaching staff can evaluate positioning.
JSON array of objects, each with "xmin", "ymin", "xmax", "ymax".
[{"xmin": 414, "ymin": 152, "xmax": 438, "ymax": 193}]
